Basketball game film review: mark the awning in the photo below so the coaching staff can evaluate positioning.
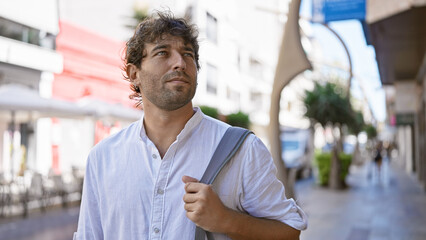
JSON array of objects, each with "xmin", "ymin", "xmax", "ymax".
[
  {"xmin": 0, "ymin": 84, "xmax": 142, "ymax": 123},
  {"xmin": 77, "ymin": 97, "xmax": 142, "ymax": 122},
  {"xmin": 0, "ymin": 84, "xmax": 89, "ymax": 121}
]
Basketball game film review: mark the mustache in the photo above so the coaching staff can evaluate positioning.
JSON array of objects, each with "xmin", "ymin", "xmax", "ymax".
[{"xmin": 162, "ymin": 71, "xmax": 191, "ymax": 82}]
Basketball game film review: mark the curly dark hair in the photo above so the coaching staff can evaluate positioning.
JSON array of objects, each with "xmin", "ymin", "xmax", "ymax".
[{"xmin": 122, "ymin": 10, "xmax": 200, "ymax": 106}]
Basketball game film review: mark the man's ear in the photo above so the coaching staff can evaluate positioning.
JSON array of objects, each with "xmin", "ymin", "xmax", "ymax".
[{"xmin": 126, "ymin": 64, "xmax": 139, "ymax": 83}]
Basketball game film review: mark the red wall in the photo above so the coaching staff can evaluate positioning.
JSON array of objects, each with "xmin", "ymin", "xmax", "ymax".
[{"xmin": 54, "ymin": 21, "xmax": 134, "ymax": 107}]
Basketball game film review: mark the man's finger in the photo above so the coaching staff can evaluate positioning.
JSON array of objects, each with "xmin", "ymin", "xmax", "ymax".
[
  {"xmin": 182, "ymin": 175, "xmax": 202, "ymax": 193},
  {"xmin": 184, "ymin": 182, "xmax": 205, "ymax": 193},
  {"xmin": 182, "ymin": 175, "xmax": 199, "ymax": 184},
  {"xmin": 183, "ymin": 202, "xmax": 197, "ymax": 212},
  {"xmin": 183, "ymin": 193, "xmax": 198, "ymax": 203}
]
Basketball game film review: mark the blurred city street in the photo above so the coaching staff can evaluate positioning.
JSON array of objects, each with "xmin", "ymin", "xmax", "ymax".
[
  {"xmin": 297, "ymin": 159, "xmax": 426, "ymax": 240},
  {"xmin": 0, "ymin": 206, "xmax": 78, "ymax": 240},
  {"xmin": 1, "ymin": 159, "xmax": 425, "ymax": 240},
  {"xmin": 0, "ymin": 0, "xmax": 425, "ymax": 239}
]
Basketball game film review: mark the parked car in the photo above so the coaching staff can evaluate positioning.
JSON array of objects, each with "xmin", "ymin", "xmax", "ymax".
[{"xmin": 280, "ymin": 127, "xmax": 312, "ymax": 179}]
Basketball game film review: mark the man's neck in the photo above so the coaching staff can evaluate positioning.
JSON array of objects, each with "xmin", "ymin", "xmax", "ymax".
[{"xmin": 143, "ymin": 103, "xmax": 195, "ymax": 158}]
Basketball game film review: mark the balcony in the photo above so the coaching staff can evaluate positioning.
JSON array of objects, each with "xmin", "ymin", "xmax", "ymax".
[{"xmin": 0, "ymin": 36, "xmax": 63, "ymax": 73}]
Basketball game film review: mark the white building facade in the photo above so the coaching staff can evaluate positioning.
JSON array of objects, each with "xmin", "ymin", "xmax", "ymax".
[{"xmin": 0, "ymin": 0, "xmax": 63, "ymax": 178}]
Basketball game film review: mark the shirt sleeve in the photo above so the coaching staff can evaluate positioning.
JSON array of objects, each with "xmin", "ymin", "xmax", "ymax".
[
  {"xmin": 74, "ymin": 151, "xmax": 104, "ymax": 239},
  {"xmin": 239, "ymin": 137, "xmax": 308, "ymax": 230}
]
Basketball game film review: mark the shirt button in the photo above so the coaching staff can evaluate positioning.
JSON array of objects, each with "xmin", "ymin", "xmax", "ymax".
[
  {"xmin": 152, "ymin": 154, "xmax": 157, "ymax": 159},
  {"xmin": 153, "ymin": 227, "xmax": 160, "ymax": 233},
  {"xmin": 157, "ymin": 188, "xmax": 164, "ymax": 195}
]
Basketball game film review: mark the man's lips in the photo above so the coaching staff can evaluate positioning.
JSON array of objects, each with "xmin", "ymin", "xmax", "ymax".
[{"xmin": 166, "ymin": 77, "xmax": 189, "ymax": 84}]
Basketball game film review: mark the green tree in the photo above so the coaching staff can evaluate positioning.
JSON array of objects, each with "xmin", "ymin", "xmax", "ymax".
[
  {"xmin": 304, "ymin": 81, "xmax": 355, "ymax": 189},
  {"xmin": 304, "ymin": 82, "xmax": 353, "ymax": 128},
  {"xmin": 348, "ymin": 111, "xmax": 365, "ymax": 135},
  {"xmin": 126, "ymin": 6, "xmax": 149, "ymax": 30},
  {"xmin": 364, "ymin": 124, "xmax": 377, "ymax": 140}
]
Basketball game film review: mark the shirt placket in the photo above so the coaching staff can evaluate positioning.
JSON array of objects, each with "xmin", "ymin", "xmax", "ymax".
[{"xmin": 150, "ymin": 149, "xmax": 173, "ymax": 240}]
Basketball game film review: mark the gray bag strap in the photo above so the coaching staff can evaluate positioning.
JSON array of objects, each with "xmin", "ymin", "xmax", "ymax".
[{"xmin": 195, "ymin": 127, "xmax": 253, "ymax": 240}]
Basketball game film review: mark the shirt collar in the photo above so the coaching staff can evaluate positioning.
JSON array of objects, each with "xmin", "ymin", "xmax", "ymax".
[
  {"xmin": 138, "ymin": 107, "xmax": 204, "ymax": 142},
  {"xmin": 138, "ymin": 111, "xmax": 146, "ymax": 141},
  {"xmin": 176, "ymin": 107, "xmax": 203, "ymax": 141}
]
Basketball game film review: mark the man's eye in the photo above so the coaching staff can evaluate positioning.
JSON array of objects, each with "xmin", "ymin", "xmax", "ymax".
[
  {"xmin": 183, "ymin": 52, "xmax": 194, "ymax": 58},
  {"xmin": 156, "ymin": 51, "xmax": 167, "ymax": 56}
]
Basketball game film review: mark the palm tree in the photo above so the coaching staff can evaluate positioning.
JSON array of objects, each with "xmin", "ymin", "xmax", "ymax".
[
  {"xmin": 304, "ymin": 81, "xmax": 355, "ymax": 189},
  {"xmin": 364, "ymin": 124, "xmax": 378, "ymax": 140},
  {"xmin": 125, "ymin": 6, "xmax": 149, "ymax": 30}
]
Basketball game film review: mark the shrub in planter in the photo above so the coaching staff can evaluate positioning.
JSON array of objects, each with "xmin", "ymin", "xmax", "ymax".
[
  {"xmin": 315, "ymin": 152, "xmax": 332, "ymax": 186},
  {"xmin": 226, "ymin": 111, "xmax": 250, "ymax": 129},
  {"xmin": 200, "ymin": 106, "xmax": 219, "ymax": 119},
  {"xmin": 315, "ymin": 152, "xmax": 352, "ymax": 186},
  {"xmin": 339, "ymin": 153, "xmax": 352, "ymax": 181}
]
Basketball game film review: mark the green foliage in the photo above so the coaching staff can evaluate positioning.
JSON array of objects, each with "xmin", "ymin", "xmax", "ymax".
[
  {"xmin": 303, "ymin": 82, "xmax": 354, "ymax": 128},
  {"xmin": 226, "ymin": 111, "xmax": 250, "ymax": 129},
  {"xmin": 200, "ymin": 106, "xmax": 219, "ymax": 119},
  {"xmin": 339, "ymin": 153, "xmax": 352, "ymax": 180},
  {"xmin": 133, "ymin": 8, "xmax": 148, "ymax": 22},
  {"xmin": 315, "ymin": 152, "xmax": 332, "ymax": 186},
  {"xmin": 126, "ymin": 7, "xmax": 149, "ymax": 29},
  {"xmin": 199, "ymin": 106, "xmax": 250, "ymax": 128},
  {"xmin": 364, "ymin": 124, "xmax": 377, "ymax": 140},
  {"xmin": 348, "ymin": 111, "xmax": 365, "ymax": 135},
  {"xmin": 305, "ymin": 80, "xmax": 356, "ymax": 189},
  {"xmin": 315, "ymin": 152, "xmax": 352, "ymax": 186}
]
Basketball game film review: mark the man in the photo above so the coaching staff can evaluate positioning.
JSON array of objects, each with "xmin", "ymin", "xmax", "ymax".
[{"xmin": 74, "ymin": 11, "xmax": 307, "ymax": 240}]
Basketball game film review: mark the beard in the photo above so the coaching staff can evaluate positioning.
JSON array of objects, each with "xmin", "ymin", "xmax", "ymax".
[{"xmin": 139, "ymin": 70, "xmax": 197, "ymax": 111}]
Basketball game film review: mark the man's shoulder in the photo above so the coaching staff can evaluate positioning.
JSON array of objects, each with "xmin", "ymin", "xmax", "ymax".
[
  {"xmin": 200, "ymin": 113, "xmax": 229, "ymax": 129},
  {"xmin": 197, "ymin": 112, "xmax": 261, "ymax": 149}
]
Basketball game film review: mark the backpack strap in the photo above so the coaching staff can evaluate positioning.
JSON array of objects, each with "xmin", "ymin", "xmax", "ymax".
[{"xmin": 195, "ymin": 127, "xmax": 253, "ymax": 240}]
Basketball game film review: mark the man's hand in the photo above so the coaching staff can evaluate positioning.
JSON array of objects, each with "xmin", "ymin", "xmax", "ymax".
[
  {"xmin": 182, "ymin": 176, "xmax": 301, "ymax": 240},
  {"xmin": 182, "ymin": 175, "xmax": 231, "ymax": 233}
]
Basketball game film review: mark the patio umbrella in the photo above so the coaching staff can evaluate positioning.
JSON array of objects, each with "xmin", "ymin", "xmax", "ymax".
[
  {"xmin": 0, "ymin": 84, "xmax": 90, "ymax": 177},
  {"xmin": 0, "ymin": 84, "xmax": 90, "ymax": 119},
  {"xmin": 77, "ymin": 97, "xmax": 142, "ymax": 122}
]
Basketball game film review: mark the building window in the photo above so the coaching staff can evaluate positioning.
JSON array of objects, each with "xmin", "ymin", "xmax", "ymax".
[
  {"xmin": 250, "ymin": 92, "xmax": 262, "ymax": 109},
  {"xmin": 249, "ymin": 56, "xmax": 263, "ymax": 80},
  {"xmin": 206, "ymin": 63, "xmax": 217, "ymax": 95},
  {"xmin": 206, "ymin": 12, "xmax": 217, "ymax": 44},
  {"xmin": 0, "ymin": 18, "xmax": 25, "ymax": 42},
  {"xmin": 227, "ymin": 86, "xmax": 240, "ymax": 104},
  {"xmin": 0, "ymin": 17, "xmax": 55, "ymax": 49}
]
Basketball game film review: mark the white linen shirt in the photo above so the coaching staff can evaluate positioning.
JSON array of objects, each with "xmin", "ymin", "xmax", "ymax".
[{"xmin": 74, "ymin": 107, "xmax": 307, "ymax": 240}]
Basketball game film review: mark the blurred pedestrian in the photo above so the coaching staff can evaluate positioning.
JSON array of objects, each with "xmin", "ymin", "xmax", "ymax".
[
  {"xmin": 374, "ymin": 141, "xmax": 383, "ymax": 180},
  {"xmin": 73, "ymin": 10, "xmax": 307, "ymax": 240}
]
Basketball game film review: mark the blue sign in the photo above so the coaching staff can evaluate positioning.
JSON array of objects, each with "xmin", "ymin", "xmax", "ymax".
[{"xmin": 312, "ymin": 0, "xmax": 366, "ymax": 23}]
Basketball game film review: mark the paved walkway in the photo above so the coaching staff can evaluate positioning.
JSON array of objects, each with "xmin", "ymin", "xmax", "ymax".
[
  {"xmin": 0, "ymin": 206, "xmax": 79, "ymax": 240},
  {"xmin": 296, "ymin": 159, "xmax": 426, "ymax": 240},
  {"xmin": 1, "ymin": 158, "xmax": 425, "ymax": 240}
]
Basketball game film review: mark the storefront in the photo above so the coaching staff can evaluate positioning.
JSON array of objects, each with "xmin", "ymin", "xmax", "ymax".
[{"xmin": 365, "ymin": 0, "xmax": 426, "ymax": 190}]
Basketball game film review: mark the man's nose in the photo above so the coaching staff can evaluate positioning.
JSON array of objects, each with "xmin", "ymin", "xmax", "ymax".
[{"xmin": 171, "ymin": 52, "xmax": 186, "ymax": 71}]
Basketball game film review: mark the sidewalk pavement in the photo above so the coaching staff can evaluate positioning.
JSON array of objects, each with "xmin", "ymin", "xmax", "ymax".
[
  {"xmin": 1, "ymin": 158, "xmax": 425, "ymax": 240},
  {"xmin": 0, "ymin": 206, "xmax": 79, "ymax": 240},
  {"xmin": 295, "ymin": 159, "xmax": 426, "ymax": 240}
]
